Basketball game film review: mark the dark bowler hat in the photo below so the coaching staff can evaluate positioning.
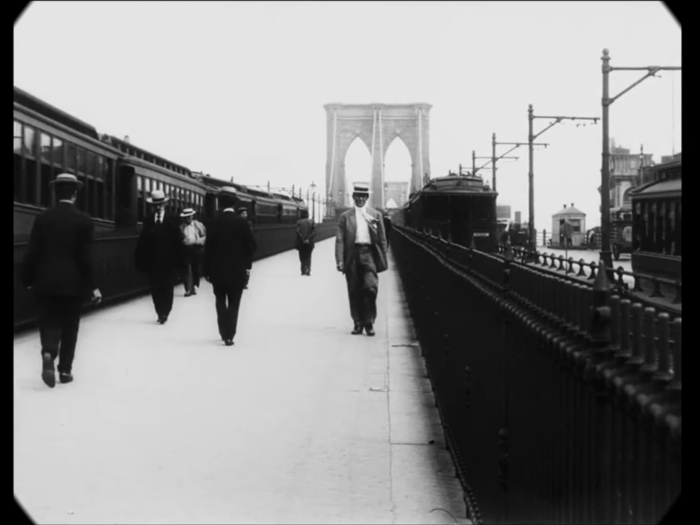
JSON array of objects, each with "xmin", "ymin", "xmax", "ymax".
[
  {"xmin": 49, "ymin": 173, "xmax": 83, "ymax": 189},
  {"xmin": 237, "ymin": 207, "xmax": 248, "ymax": 214},
  {"xmin": 147, "ymin": 189, "xmax": 169, "ymax": 204}
]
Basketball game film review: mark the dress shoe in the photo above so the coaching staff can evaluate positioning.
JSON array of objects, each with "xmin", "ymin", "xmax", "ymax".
[
  {"xmin": 158, "ymin": 316, "xmax": 168, "ymax": 324},
  {"xmin": 41, "ymin": 353, "xmax": 55, "ymax": 388},
  {"xmin": 185, "ymin": 291, "xmax": 192, "ymax": 297},
  {"xmin": 59, "ymin": 372, "xmax": 73, "ymax": 384},
  {"xmin": 365, "ymin": 325, "xmax": 376, "ymax": 336},
  {"xmin": 351, "ymin": 325, "xmax": 363, "ymax": 335},
  {"xmin": 191, "ymin": 289, "xmax": 197, "ymax": 295},
  {"xmin": 225, "ymin": 339, "xmax": 234, "ymax": 346}
]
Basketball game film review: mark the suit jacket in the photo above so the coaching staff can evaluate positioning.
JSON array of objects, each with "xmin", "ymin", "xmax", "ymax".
[
  {"xmin": 295, "ymin": 218, "xmax": 316, "ymax": 249},
  {"xmin": 203, "ymin": 211, "xmax": 257, "ymax": 287},
  {"xmin": 21, "ymin": 201, "xmax": 95, "ymax": 297},
  {"xmin": 135, "ymin": 210, "xmax": 184, "ymax": 275},
  {"xmin": 335, "ymin": 206, "xmax": 388, "ymax": 273}
]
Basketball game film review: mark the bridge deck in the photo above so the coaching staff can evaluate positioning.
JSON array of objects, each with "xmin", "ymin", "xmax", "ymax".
[{"xmin": 14, "ymin": 239, "xmax": 469, "ymax": 524}]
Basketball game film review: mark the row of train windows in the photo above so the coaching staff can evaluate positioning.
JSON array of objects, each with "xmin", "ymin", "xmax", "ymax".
[
  {"xmin": 118, "ymin": 145, "xmax": 188, "ymax": 177},
  {"xmin": 136, "ymin": 175, "xmax": 205, "ymax": 222},
  {"xmin": 13, "ymin": 120, "xmax": 114, "ymax": 220},
  {"xmin": 257, "ymin": 203, "xmax": 278, "ymax": 216},
  {"xmin": 632, "ymin": 199, "xmax": 681, "ymax": 256}
]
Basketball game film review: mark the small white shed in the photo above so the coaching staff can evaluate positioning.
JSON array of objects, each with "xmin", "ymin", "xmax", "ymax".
[{"xmin": 551, "ymin": 204, "xmax": 586, "ymax": 247}]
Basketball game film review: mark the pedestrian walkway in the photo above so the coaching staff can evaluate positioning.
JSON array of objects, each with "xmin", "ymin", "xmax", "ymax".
[{"xmin": 14, "ymin": 238, "xmax": 470, "ymax": 524}]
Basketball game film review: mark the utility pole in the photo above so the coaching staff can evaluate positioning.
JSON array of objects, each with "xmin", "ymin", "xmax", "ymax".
[
  {"xmin": 600, "ymin": 48, "xmax": 680, "ymax": 271},
  {"xmin": 472, "ymin": 144, "xmax": 518, "ymax": 190},
  {"xmin": 528, "ymin": 104, "xmax": 599, "ymax": 256}
]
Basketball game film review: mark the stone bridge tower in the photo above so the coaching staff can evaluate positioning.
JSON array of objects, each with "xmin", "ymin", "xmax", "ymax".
[{"xmin": 324, "ymin": 103, "xmax": 431, "ymax": 210}]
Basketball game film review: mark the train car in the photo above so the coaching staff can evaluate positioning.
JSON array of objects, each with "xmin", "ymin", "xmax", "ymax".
[
  {"xmin": 13, "ymin": 85, "xmax": 325, "ymax": 331},
  {"xmin": 391, "ymin": 171, "xmax": 498, "ymax": 252},
  {"xmin": 14, "ymin": 86, "xmax": 124, "ymax": 241},
  {"xmin": 102, "ymin": 134, "xmax": 211, "ymax": 229},
  {"xmin": 630, "ymin": 159, "xmax": 681, "ymax": 281}
]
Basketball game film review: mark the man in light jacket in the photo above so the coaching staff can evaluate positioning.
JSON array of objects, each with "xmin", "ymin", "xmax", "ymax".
[
  {"xmin": 180, "ymin": 208, "xmax": 206, "ymax": 296},
  {"xmin": 335, "ymin": 182, "xmax": 388, "ymax": 336}
]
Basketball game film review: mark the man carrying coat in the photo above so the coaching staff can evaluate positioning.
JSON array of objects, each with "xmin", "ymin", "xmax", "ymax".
[
  {"xmin": 21, "ymin": 173, "xmax": 102, "ymax": 387},
  {"xmin": 335, "ymin": 182, "xmax": 388, "ymax": 336},
  {"xmin": 203, "ymin": 187, "xmax": 257, "ymax": 346},
  {"xmin": 135, "ymin": 189, "xmax": 183, "ymax": 324}
]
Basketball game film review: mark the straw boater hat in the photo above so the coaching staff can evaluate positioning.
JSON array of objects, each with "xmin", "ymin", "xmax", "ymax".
[
  {"xmin": 352, "ymin": 182, "xmax": 371, "ymax": 194},
  {"xmin": 237, "ymin": 207, "xmax": 248, "ymax": 214},
  {"xmin": 180, "ymin": 208, "xmax": 196, "ymax": 218},
  {"xmin": 49, "ymin": 173, "xmax": 83, "ymax": 189},
  {"xmin": 146, "ymin": 189, "xmax": 169, "ymax": 204}
]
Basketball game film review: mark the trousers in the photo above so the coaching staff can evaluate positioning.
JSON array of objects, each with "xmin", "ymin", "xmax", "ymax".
[
  {"xmin": 213, "ymin": 283, "xmax": 245, "ymax": 340},
  {"xmin": 298, "ymin": 245, "xmax": 313, "ymax": 275},
  {"xmin": 149, "ymin": 271, "xmax": 175, "ymax": 318},
  {"xmin": 35, "ymin": 294, "xmax": 83, "ymax": 374},
  {"xmin": 344, "ymin": 245, "xmax": 378, "ymax": 326},
  {"xmin": 183, "ymin": 245, "xmax": 203, "ymax": 292}
]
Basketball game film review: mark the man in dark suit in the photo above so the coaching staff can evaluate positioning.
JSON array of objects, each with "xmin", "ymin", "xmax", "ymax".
[
  {"xmin": 335, "ymin": 182, "xmax": 388, "ymax": 336},
  {"xmin": 203, "ymin": 187, "xmax": 257, "ymax": 346},
  {"xmin": 295, "ymin": 209, "xmax": 316, "ymax": 276},
  {"xmin": 135, "ymin": 189, "xmax": 183, "ymax": 324},
  {"xmin": 21, "ymin": 173, "xmax": 102, "ymax": 388}
]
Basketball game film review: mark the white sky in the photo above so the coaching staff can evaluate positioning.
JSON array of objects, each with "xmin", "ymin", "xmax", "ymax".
[{"xmin": 14, "ymin": 1, "xmax": 680, "ymax": 228}]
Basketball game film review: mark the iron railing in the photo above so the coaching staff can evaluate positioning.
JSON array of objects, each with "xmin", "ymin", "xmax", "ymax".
[{"xmin": 391, "ymin": 224, "xmax": 681, "ymax": 524}]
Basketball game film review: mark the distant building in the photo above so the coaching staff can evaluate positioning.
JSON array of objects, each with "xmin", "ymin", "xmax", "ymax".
[
  {"xmin": 660, "ymin": 152, "xmax": 682, "ymax": 164},
  {"xmin": 597, "ymin": 139, "xmax": 653, "ymax": 213}
]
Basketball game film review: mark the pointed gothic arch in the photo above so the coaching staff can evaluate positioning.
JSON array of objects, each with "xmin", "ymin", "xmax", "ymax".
[{"xmin": 324, "ymin": 103, "xmax": 431, "ymax": 210}]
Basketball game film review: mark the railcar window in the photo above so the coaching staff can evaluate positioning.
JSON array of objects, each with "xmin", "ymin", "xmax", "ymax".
[
  {"xmin": 95, "ymin": 180, "xmax": 104, "ymax": 218},
  {"xmin": 14, "ymin": 121, "xmax": 23, "ymax": 202},
  {"xmin": 52, "ymin": 137, "xmax": 64, "ymax": 170},
  {"xmin": 23, "ymin": 125, "xmax": 38, "ymax": 205},
  {"xmin": 39, "ymin": 133, "xmax": 53, "ymax": 207},
  {"xmin": 75, "ymin": 147, "xmax": 87, "ymax": 212},
  {"xmin": 105, "ymin": 157, "xmax": 114, "ymax": 221},
  {"xmin": 137, "ymin": 176, "xmax": 145, "ymax": 222},
  {"xmin": 65, "ymin": 142, "xmax": 76, "ymax": 171}
]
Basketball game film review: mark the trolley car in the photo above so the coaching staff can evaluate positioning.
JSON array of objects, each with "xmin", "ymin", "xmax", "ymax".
[
  {"xmin": 630, "ymin": 159, "xmax": 681, "ymax": 280},
  {"xmin": 391, "ymin": 171, "xmax": 498, "ymax": 252}
]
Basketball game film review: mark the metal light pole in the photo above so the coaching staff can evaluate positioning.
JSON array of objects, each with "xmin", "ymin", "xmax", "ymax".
[
  {"xmin": 600, "ymin": 48, "xmax": 680, "ymax": 270},
  {"xmin": 310, "ymin": 181, "xmax": 317, "ymax": 221},
  {"xmin": 528, "ymin": 104, "xmax": 599, "ymax": 255}
]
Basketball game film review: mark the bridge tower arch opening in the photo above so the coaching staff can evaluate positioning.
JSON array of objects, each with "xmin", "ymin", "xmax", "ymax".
[
  {"xmin": 343, "ymin": 136, "xmax": 373, "ymax": 208},
  {"xmin": 383, "ymin": 133, "xmax": 413, "ymax": 210},
  {"xmin": 324, "ymin": 103, "xmax": 431, "ymax": 211}
]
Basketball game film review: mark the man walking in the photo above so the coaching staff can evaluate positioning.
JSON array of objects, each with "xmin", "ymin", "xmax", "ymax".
[
  {"xmin": 203, "ymin": 187, "xmax": 257, "ymax": 346},
  {"xmin": 135, "ymin": 189, "xmax": 183, "ymax": 324},
  {"xmin": 295, "ymin": 209, "xmax": 316, "ymax": 275},
  {"xmin": 21, "ymin": 173, "xmax": 102, "ymax": 387},
  {"xmin": 335, "ymin": 182, "xmax": 388, "ymax": 336},
  {"xmin": 179, "ymin": 208, "xmax": 206, "ymax": 296}
]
